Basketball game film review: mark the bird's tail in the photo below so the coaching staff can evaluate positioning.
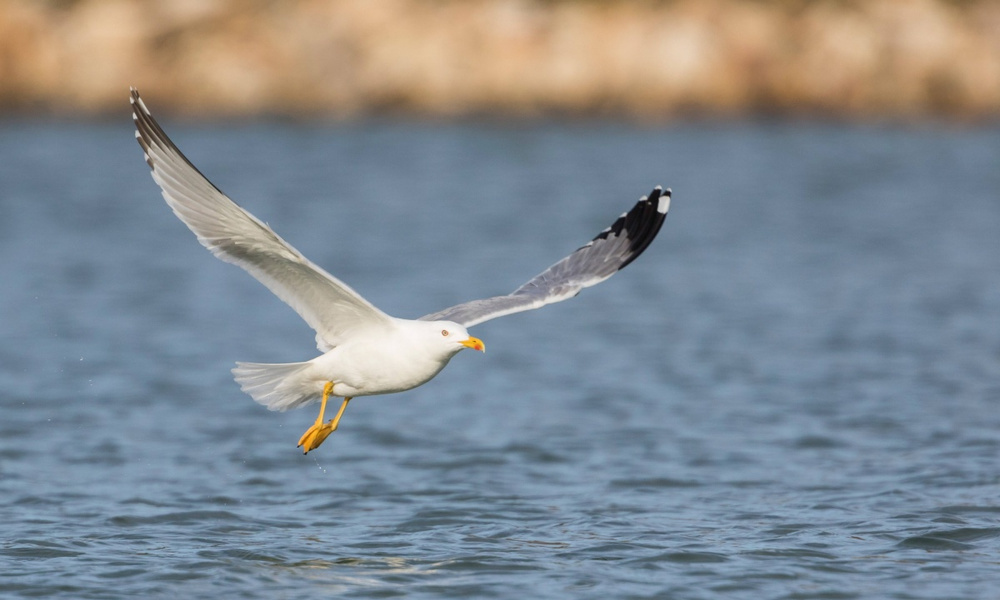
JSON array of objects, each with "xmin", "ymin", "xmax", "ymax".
[{"xmin": 232, "ymin": 361, "xmax": 320, "ymax": 412}]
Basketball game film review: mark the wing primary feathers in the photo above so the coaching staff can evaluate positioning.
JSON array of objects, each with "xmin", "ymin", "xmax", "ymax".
[
  {"xmin": 618, "ymin": 186, "xmax": 669, "ymax": 270},
  {"xmin": 419, "ymin": 186, "xmax": 671, "ymax": 327},
  {"xmin": 131, "ymin": 88, "xmax": 224, "ymax": 196},
  {"xmin": 131, "ymin": 87, "xmax": 394, "ymax": 352}
]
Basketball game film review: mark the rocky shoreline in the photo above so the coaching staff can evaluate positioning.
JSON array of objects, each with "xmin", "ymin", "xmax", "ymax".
[{"xmin": 2, "ymin": 0, "xmax": 999, "ymax": 119}]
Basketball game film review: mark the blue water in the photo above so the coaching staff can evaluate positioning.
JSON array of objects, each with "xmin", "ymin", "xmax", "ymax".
[{"xmin": 1, "ymin": 117, "xmax": 999, "ymax": 599}]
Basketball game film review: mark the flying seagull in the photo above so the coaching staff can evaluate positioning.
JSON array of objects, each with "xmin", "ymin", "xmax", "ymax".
[{"xmin": 130, "ymin": 87, "xmax": 671, "ymax": 453}]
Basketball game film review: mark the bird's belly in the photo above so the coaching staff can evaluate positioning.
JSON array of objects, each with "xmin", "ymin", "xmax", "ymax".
[{"xmin": 314, "ymin": 344, "xmax": 451, "ymax": 398}]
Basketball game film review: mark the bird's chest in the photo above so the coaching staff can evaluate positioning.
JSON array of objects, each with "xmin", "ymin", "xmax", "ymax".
[{"xmin": 323, "ymin": 337, "xmax": 452, "ymax": 396}]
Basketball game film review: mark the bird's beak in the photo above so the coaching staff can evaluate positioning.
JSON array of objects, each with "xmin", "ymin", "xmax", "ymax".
[{"xmin": 461, "ymin": 336, "xmax": 485, "ymax": 353}]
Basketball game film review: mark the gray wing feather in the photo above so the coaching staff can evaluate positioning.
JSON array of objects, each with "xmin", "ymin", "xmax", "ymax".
[
  {"xmin": 420, "ymin": 187, "xmax": 670, "ymax": 328},
  {"xmin": 131, "ymin": 88, "xmax": 393, "ymax": 352}
]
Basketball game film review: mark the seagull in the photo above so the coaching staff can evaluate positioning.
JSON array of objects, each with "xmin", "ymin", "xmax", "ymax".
[{"xmin": 130, "ymin": 87, "xmax": 671, "ymax": 453}]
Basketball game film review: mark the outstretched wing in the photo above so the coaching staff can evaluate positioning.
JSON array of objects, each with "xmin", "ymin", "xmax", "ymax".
[
  {"xmin": 130, "ymin": 87, "xmax": 393, "ymax": 352},
  {"xmin": 420, "ymin": 186, "xmax": 670, "ymax": 328}
]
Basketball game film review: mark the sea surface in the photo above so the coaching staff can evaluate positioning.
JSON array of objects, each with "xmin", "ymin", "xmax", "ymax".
[{"xmin": 1, "ymin": 116, "xmax": 998, "ymax": 599}]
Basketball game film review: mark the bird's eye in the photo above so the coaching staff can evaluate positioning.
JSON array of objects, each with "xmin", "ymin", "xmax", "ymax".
[{"xmin": 441, "ymin": 330, "xmax": 450, "ymax": 337}]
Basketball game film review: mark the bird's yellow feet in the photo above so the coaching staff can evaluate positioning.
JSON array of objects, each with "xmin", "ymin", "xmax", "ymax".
[
  {"xmin": 297, "ymin": 419, "xmax": 337, "ymax": 453},
  {"xmin": 297, "ymin": 383, "xmax": 351, "ymax": 454}
]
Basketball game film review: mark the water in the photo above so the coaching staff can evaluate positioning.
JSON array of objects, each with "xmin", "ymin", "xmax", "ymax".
[{"xmin": 1, "ymin": 117, "xmax": 999, "ymax": 599}]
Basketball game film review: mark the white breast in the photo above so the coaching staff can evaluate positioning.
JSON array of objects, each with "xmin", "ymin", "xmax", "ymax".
[{"xmin": 312, "ymin": 320, "xmax": 457, "ymax": 397}]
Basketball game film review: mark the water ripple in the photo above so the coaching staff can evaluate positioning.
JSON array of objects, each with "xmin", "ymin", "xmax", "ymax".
[{"xmin": 2, "ymin": 120, "xmax": 1000, "ymax": 599}]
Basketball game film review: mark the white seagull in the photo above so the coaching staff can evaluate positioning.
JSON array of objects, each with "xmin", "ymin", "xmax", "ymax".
[{"xmin": 130, "ymin": 87, "xmax": 671, "ymax": 453}]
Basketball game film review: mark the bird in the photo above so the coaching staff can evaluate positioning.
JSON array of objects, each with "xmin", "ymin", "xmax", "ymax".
[{"xmin": 130, "ymin": 87, "xmax": 671, "ymax": 453}]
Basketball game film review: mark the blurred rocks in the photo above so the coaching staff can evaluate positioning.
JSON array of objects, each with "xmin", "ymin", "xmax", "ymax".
[{"xmin": 1, "ymin": 0, "xmax": 998, "ymax": 119}]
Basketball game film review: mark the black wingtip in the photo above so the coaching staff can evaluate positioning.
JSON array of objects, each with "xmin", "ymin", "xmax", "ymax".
[
  {"xmin": 130, "ymin": 88, "xmax": 156, "ymax": 169},
  {"xmin": 130, "ymin": 88, "xmax": 228, "ymax": 195},
  {"xmin": 616, "ymin": 185, "xmax": 670, "ymax": 270},
  {"xmin": 129, "ymin": 87, "xmax": 144, "ymax": 112}
]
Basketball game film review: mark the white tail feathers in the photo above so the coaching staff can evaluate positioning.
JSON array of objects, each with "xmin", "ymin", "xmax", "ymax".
[{"xmin": 232, "ymin": 361, "xmax": 319, "ymax": 411}]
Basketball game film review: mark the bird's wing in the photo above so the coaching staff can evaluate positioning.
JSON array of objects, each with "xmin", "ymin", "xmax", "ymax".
[
  {"xmin": 131, "ymin": 88, "xmax": 393, "ymax": 352},
  {"xmin": 419, "ymin": 186, "xmax": 670, "ymax": 328}
]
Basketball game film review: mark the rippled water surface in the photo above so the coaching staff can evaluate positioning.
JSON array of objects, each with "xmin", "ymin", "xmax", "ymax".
[{"xmin": 1, "ymin": 118, "xmax": 999, "ymax": 599}]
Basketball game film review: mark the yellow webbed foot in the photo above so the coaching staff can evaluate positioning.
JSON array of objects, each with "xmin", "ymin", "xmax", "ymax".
[
  {"xmin": 296, "ymin": 391, "xmax": 350, "ymax": 455},
  {"xmin": 297, "ymin": 420, "xmax": 337, "ymax": 454}
]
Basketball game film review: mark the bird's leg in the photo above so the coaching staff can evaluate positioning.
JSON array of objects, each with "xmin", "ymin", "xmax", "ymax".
[
  {"xmin": 329, "ymin": 396, "xmax": 352, "ymax": 431},
  {"xmin": 297, "ymin": 382, "xmax": 352, "ymax": 454},
  {"xmin": 297, "ymin": 382, "xmax": 332, "ymax": 451},
  {"xmin": 300, "ymin": 397, "xmax": 351, "ymax": 453}
]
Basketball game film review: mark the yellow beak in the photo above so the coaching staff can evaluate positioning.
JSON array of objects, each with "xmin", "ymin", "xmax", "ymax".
[{"xmin": 461, "ymin": 336, "xmax": 485, "ymax": 352}]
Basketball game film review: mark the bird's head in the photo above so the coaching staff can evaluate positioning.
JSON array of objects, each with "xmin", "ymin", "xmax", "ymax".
[{"xmin": 432, "ymin": 320, "xmax": 485, "ymax": 355}]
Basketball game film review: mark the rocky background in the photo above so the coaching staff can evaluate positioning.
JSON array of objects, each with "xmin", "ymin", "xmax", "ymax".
[{"xmin": 1, "ymin": 0, "xmax": 999, "ymax": 119}]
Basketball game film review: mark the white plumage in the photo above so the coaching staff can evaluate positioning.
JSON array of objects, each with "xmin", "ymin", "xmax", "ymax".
[{"xmin": 130, "ymin": 87, "xmax": 670, "ymax": 452}]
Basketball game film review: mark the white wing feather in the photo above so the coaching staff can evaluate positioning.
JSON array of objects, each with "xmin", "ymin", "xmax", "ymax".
[
  {"xmin": 420, "ymin": 187, "xmax": 670, "ymax": 328},
  {"xmin": 131, "ymin": 88, "xmax": 393, "ymax": 351}
]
